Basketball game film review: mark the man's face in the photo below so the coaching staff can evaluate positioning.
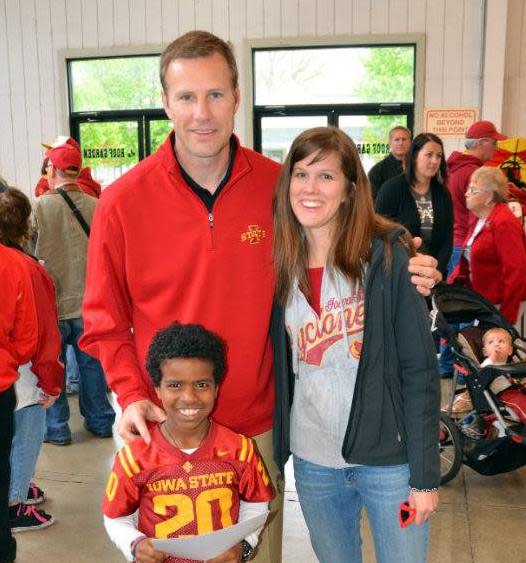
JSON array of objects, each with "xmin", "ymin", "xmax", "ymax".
[
  {"xmin": 477, "ymin": 138, "xmax": 498, "ymax": 162},
  {"xmin": 389, "ymin": 130, "xmax": 411, "ymax": 160},
  {"xmin": 161, "ymin": 53, "xmax": 240, "ymax": 168}
]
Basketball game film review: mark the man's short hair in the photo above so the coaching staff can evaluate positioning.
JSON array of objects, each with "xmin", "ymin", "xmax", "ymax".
[
  {"xmin": 160, "ymin": 30, "xmax": 238, "ymax": 93},
  {"xmin": 388, "ymin": 126, "xmax": 411, "ymax": 141},
  {"xmin": 146, "ymin": 322, "xmax": 227, "ymax": 387}
]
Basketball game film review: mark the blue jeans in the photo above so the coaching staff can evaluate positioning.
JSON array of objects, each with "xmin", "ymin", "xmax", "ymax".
[
  {"xmin": 66, "ymin": 345, "xmax": 80, "ymax": 390},
  {"xmin": 439, "ymin": 245, "xmax": 463, "ymax": 375},
  {"xmin": 45, "ymin": 318, "xmax": 115, "ymax": 441},
  {"xmin": 9, "ymin": 405, "xmax": 45, "ymax": 503},
  {"xmin": 293, "ymin": 456, "xmax": 428, "ymax": 563}
]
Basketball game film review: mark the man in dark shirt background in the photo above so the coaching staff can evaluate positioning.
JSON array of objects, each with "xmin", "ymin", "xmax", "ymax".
[{"xmin": 368, "ymin": 125, "xmax": 411, "ymax": 199}]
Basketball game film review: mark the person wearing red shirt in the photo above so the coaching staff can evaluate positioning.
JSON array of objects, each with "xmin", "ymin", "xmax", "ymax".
[
  {"xmin": 449, "ymin": 167, "xmax": 526, "ymax": 325},
  {"xmin": 103, "ymin": 323, "xmax": 273, "ymax": 563},
  {"xmin": 0, "ymin": 185, "xmax": 63, "ymax": 533},
  {"xmin": 80, "ymin": 31, "xmax": 441, "ymax": 563},
  {"xmin": 35, "ymin": 137, "xmax": 102, "ymax": 198},
  {"xmin": 0, "ymin": 232, "xmax": 38, "ymax": 563},
  {"xmin": 447, "ymin": 120, "xmax": 506, "ymax": 275}
]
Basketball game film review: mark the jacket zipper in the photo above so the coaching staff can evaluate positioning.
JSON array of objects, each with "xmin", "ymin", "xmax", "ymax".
[{"xmin": 208, "ymin": 212, "xmax": 215, "ymax": 250}]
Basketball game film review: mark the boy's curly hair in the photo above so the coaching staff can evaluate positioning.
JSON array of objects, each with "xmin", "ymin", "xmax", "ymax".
[{"xmin": 146, "ymin": 323, "xmax": 227, "ymax": 387}]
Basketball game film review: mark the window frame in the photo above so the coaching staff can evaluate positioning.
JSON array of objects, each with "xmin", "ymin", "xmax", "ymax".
[
  {"xmin": 244, "ymin": 34, "xmax": 426, "ymax": 151},
  {"xmin": 66, "ymin": 52, "xmax": 168, "ymax": 161}
]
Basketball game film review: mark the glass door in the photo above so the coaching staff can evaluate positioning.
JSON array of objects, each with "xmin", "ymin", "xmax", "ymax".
[
  {"xmin": 339, "ymin": 114, "xmax": 409, "ymax": 173},
  {"xmin": 260, "ymin": 115, "xmax": 328, "ymax": 163},
  {"xmin": 77, "ymin": 119, "xmax": 141, "ymax": 189},
  {"xmin": 146, "ymin": 118, "xmax": 172, "ymax": 154}
]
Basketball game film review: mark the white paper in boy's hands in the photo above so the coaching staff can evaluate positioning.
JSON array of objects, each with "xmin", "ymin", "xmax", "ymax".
[{"xmin": 151, "ymin": 512, "xmax": 268, "ymax": 560}]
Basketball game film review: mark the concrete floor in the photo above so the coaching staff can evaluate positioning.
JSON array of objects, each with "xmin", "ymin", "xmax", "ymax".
[{"xmin": 14, "ymin": 397, "xmax": 526, "ymax": 563}]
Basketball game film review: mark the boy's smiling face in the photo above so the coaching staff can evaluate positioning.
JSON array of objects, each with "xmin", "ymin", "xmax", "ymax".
[{"xmin": 155, "ymin": 357, "xmax": 217, "ymax": 442}]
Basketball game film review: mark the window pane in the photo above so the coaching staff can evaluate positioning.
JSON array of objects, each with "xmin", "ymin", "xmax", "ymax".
[
  {"xmin": 254, "ymin": 46, "xmax": 414, "ymax": 105},
  {"xmin": 261, "ymin": 115, "xmax": 328, "ymax": 163},
  {"xmin": 70, "ymin": 56, "xmax": 161, "ymax": 112},
  {"xmin": 79, "ymin": 121, "xmax": 139, "ymax": 187},
  {"xmin": 149, "ymin": 119, "xmax": 172, "ymax": 154},
  {"xmin": 339, "ymin": 115, "xmax": 408, "ymax": 172}
]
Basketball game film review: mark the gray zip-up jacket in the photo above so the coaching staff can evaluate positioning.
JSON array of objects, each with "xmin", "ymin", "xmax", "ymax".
[{"xmin": 271, "ymin": 231, "xmax": 441, "ymax": 491}]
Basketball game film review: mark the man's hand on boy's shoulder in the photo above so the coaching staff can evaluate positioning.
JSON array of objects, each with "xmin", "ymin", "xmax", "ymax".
[
  {"xmin": 118, "ymin": 399, "xmax": 166, "ymax": 444},
  {"xmin": 206, "ymin": 542, "xmax": 243, "ymax": 563}
]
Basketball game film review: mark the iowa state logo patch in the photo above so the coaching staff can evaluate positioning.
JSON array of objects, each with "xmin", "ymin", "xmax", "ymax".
[{"xmin": 241, "ymin": 225, "xmax": 266, "ymax": 244}]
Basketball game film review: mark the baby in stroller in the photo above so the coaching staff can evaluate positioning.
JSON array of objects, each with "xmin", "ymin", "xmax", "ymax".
[
  {"xmin": 433, "ymin": 283, "xmax": 526, "ymax": 483},
  {"xmin": 452, "ymin": 327, "xmax": 526, "ymax": 428}
]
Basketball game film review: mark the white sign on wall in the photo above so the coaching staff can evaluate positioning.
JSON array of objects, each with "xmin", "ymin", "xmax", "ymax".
[{"xmin": 424, "ymin": 108, "xmax": 478, "ymax": 138}]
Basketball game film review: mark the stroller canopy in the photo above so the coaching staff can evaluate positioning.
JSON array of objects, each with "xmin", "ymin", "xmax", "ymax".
[{"xmin": 432, "ymin": 283, "xmax": 518, "ymax": 341}]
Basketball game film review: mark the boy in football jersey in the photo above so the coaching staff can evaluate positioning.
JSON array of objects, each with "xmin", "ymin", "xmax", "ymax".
[{"xmin": 102, "ymin": 323, "xmax": 274, "ymax": 563}]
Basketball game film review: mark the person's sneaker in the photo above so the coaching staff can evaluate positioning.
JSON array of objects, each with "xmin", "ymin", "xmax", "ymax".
[
  {"xmin": 452, "ymin": 390, "xmax": 473, "ymax": 416},
  {"xmin": 25, "ymin": 482, "xmax": 44, "ymax": 506},
  {"xmin": 9, "ymin": 503, "xmax": 54, "ymax": 532},
  {"xmin": 43, "ymin": 435, "xmax": 72, "ymax": 446},
  {"xmin": 83, "ymin": 421, "xmax": 113, "ymax": 438}
]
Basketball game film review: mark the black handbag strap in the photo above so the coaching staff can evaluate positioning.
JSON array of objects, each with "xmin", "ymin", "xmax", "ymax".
[{"xmin": 57, "ymin": 188, "xmax": 91, "ymax": 237}]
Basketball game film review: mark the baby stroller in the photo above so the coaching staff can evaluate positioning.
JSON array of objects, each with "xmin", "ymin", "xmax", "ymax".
[{"xmin": 431, "ymin": 283, "xmax": 526, "ymax": 484}]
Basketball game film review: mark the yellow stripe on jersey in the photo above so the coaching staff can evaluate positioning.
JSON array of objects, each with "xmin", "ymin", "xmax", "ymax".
[
  {"xmin": 239, "ymin": 435, "xmax": 248, "ymax": 462},
  {"xmin": 246, "ymin": 438, "xmax": 254, "ymax": 463},
  {"xmin": 256, "ymin": 458, "xmax": 270, "ymax": 486},
  {"xmin": 105, "ymin": 471, "xmax": 119, "ymax": 501},
  {"xmin": 118, "ymin": 448, "xmax": 134, "ymax": 478},
  {"xmin": 124, "ymin": 444, "xmax": 140, "ymax": 474}
]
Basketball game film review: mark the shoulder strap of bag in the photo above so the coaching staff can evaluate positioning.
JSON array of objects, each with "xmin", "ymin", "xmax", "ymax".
[{"xmin": 56, "ymin": 188, "xmax": 91, "ymax": 237}]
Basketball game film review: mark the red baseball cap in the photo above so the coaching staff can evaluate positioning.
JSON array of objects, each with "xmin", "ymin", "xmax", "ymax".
[
  {"xmin": 466, "ymin": 120, "xmax": 506, "ymax": 141},
  {"xmin": 42, "ymin": 135, "xmax": 81, "ymax": 152},
  {"xmin": 45, "ymin": 144, "xmax": 82, "ymax": 176}
]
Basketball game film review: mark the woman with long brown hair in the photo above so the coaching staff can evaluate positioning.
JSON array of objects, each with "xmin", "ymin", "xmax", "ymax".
[
  {"xmin": 376, "ymin": 132, "xmax": 453, "ymax": 277},
  {"xmin": 272, "ymin": 127, "xmax": 440, "ymax": 562}
]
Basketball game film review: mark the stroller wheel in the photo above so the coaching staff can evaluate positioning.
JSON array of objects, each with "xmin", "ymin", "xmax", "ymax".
[{"xmin": 439, "ymin": 412, "xmax": 463, "ymax": 485}]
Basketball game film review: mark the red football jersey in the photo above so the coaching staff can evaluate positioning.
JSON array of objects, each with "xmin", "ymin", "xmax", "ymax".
[{"xmin": 102, "ymin": 421, "xmax": 273, "ymax": 563}]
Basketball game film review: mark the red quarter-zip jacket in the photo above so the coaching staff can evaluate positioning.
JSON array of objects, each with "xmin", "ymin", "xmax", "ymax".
[
  {"xmin": 0, "ymin": 244, "xmax": 37, "ymax": 391},
  {"xmin": 14, "ymin": 249, "xmax": 63, "ymax": 396},
  {"xmin": 80, "ymin": 134, "xmax": 281, "ymax": 436},
  {"xmin": 449, "ymin": 203, "xmax": 526, "ymax": 324}
]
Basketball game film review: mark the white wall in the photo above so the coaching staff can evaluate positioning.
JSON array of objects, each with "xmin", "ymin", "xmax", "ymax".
[
  {"xmin": 503, "ymin": 0, "xmax": 526, "ymax": 136},
  {"xmin": 0, "ymin": 0, "xmax": 487, "ymax": 196}
]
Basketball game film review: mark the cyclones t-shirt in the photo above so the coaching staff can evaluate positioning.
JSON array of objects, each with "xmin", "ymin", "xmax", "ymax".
[
  {"xmin": 286, "ymin": 267, "xmax": 365, "ymax": 468},
  {"xmin": 102, "ymin": 421, "xmax": 273, "ymax": 563}
]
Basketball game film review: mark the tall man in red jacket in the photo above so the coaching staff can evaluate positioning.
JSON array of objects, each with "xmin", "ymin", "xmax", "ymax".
[
  {"xmin": 0, "ymin": 241, "xmax": 37, "ymax": 563},
  {"xmin": 80, "ymin": 31, "xmax": 441, "ymax": 562},
  {"xmin": 447, "ymin": 120, "xmax": 506, "ymax": 274}
]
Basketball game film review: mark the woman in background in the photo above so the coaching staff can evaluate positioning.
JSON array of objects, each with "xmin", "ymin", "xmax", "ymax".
[
  {"xmin": 449, "ymin": 166, "xmax": 526, "ymax": 326},
  {"xmin": 0, "ymin": 183, "xmax": 63, "ymax": 532},
  {"xmin": 376, "ymin": 132, "xmax": 453, "ymax": 277}
]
